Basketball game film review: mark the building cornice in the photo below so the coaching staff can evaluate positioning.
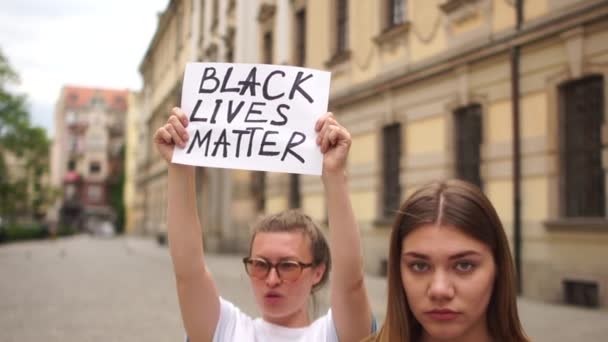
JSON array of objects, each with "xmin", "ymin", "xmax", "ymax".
[
  {"xmin": 439, "ymin": 0, "xmax": 482, "ymax": 14},
  {"xmin": 330, "ymin": 0, "xmax": 608, "ymax": 109}
]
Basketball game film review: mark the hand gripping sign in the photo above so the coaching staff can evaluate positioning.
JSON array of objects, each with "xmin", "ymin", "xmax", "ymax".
[{"xmin": 172, "ymin": 63, "xmax": 331, "ymax": 176}]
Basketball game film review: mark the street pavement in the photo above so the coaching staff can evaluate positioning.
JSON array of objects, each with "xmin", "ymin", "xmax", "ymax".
[{"xmin": 1, "ymin": 235, "xmax": 606, "ymax": 341}]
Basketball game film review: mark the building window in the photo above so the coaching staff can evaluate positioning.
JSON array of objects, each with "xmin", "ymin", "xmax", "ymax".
[
  {"xmin": 336, "ymin": 0, "xmax": 349, "ymax": 54},
  {"xmin": 386, "ymin": 0, "xmax": 406, "ymax": 29},
  {"xmin": 89, "ymin": 161, "xmax": 101, "ymax": 174},
  {"xmin": 289, "ymin": 174, "xmax": 301, "ymax": 209},
  {"xmin": 91, "ymin": 95, "xmax": 104, "ymax": 107},
  {"xmin": 68, "ymin": 160, "xmax": 76, "ymax": 171},
  {"xmin": 176, "ymin": 6, "xmax": 184, "ymax": 55},
  {"xmin": 251, "ymin": 172, "xmax": 266, "ymax": 212},
  {"xmin": 454, "ymin": 104, "xmax": 482, "ymax": 189},
  {"xmin": 382, "ymin": 123, "xmax": 401, "ymax": 218},
  {"xmin": 211, "ymin": 0, "xmax": 219, "ymax": 30},
  {"xmin": 199, "ymin": 0, "xmax": 205, "ymax": 43},
  {"xmin": 263, "ymin": 31, "xmax": 273, "ymax": 64},
  {"xmin": 559, "ymin": 75, "xmax": 605, "ymax": 218},
  {"xmin": 225, "ymin": 28, "xmax": 235, "ymax": 62},
  {"xmin": 227, "ymin": 0, "xmax": 236, "ymax": 12},
  {"xmin": 87, "ymin": 184, "xmax": 104, "ymax": 204},
  {"xmin": 69, "ymin": 93, "xmax": 79, "ymax": 105},
  {"xmin": 295, "ymin": 9, "xmax": 307, "ymax": 66}
]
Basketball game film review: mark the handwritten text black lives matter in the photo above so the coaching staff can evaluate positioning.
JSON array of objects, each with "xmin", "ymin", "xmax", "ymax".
[{"xmin": 185, "ymin": 66, "xmax": 316, "ymax": 164}]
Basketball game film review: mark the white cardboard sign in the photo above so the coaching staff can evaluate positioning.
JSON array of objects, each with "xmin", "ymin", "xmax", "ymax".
[{"xmin": 172, "ymin": 62, "xmax": 331, "ymax": 175}]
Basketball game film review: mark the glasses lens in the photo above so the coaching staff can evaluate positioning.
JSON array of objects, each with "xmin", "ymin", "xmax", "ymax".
[
  {"xmin": 277, "ymin": 261, "xmax": 302, "ymax": 282},
  {"xmin": 247, "ymin": 258, "xmax": 270, "ymax": 279}
]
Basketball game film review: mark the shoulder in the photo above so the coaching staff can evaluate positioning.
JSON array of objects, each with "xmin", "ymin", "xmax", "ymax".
[
  {"xmin": 212, "ymin": 298, "xmax": 255, "ymax": 342},
  {"xmin": 310, "ymin": 309, "xmax": 340, "ymax": 342},
  {"xmin": 251, "ymin": 310, "xmax": 339, "ymax": 342}
]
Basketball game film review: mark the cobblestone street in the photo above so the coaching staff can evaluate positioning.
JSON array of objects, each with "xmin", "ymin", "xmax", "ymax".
[{"xmin": 1, "ymin": 236, "xmax": 606, "ymax": 341}]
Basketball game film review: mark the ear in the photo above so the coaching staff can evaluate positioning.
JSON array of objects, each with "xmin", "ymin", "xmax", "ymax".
[{"xmin": 311, "ymin": 263, "xmax": 326, "ymax": 286}]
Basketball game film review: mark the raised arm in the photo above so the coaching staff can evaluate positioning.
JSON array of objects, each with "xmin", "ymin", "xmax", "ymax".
[
  {"xmin": 316, "ymin": 113, "xmax": 372, "ymax": 342},
  {"xmin": 154, "ymin": 107, "xmax": 220, "ymax": 342}
]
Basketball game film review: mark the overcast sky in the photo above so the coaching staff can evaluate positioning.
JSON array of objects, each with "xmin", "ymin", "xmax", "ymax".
[{"xmin": 0, "ymin": 0, "xmax": 169, "ymax": 137}]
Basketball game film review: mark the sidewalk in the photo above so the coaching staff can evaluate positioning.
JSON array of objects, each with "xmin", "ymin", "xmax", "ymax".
[
  {"xmin": 128, "ymin": 236, "xmax": 608, "ymax": 341},
  {"xmin": 2, "ymin": 235, "xmax": 604, "ymax": 342}
]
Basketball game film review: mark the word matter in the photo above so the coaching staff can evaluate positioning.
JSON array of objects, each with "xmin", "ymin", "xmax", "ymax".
[{"xmin": 186, "ymin": 126, "xmax": 306, "ymax": 163}]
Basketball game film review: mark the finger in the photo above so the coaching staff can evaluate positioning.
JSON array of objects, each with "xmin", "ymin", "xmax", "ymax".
[
  {"xmin": 315, "ymin": 112, "xmax": 333, "ymax": 131},
  {"xmin": 165, "ymin": 123, "xmax": 185, "ymax": 147},
  {"xmin": 172, "ymin": 107, "xmax": 189, "ymax": 127},
  {"xmin": 328, "ymin": 126, "xmax": 341, "ymax": 146},
  {"xmin": 169, "ymin": 115, "xmax": 189, "ymax": 141},
  {"xmin": 316, "ymin": 120, "xmax": 327, "ymax": 145},
  {"xmin": 321, "ymin": 126, "xmax": 337, "ymax": 153},
  {"xmin": 317, "ymin": 120, "xmax": 331, "ymax": 146},
  {"xmin": 333, "ymin": 125, "xmax": 351, "ymax": 145},
  {"xmin": 315, "ymin": 115, "xmax": 326, "ymax": 132},
  {"xmin": 156, "ymin": 127, "xmax": 173, "ymax": 145},
  {"xmin": 319, "ymin": 116, "xmax": 341, "ymax": 142}
]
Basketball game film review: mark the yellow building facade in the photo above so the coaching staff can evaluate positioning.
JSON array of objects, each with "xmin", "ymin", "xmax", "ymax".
[
  {"xmin": 124, "ymin": 91, "xmax": 141, "ymax": 234},
  {"xmin": 137, "ymin": 0, "xmax": 608, "ymax": 307},
  {"xmin": 137, "ymin": 0, "xmax": 262, "ymax": 249},
  {"xmin": 263, "ymin": 0, "xmax": 608, "ymax": 307},
  {"xmin": 138, "ymin": 0, "xmax": 195, "ymax": 240}
]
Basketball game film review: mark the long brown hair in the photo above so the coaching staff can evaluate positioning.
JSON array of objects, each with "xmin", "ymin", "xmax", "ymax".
[{"xmin": 372, "ymin": 179, "xmax": 528, "ymax": 342}]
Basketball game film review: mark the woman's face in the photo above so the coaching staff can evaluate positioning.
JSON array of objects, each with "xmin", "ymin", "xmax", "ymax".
[
  {"xmin": 400, "ymin": 224, "xmax": 496, "ymax": 341},
  {"xmin": 248, "ymin": 231, "xmax": 325, "ymax": 327}
]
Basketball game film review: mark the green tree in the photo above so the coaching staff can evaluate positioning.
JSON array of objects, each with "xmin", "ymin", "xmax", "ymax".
[
  {"xmin": 0, "ymin": 48, "xmax": 56, "ymax": 222},
  {"xmin": 109, "ymin": 145, "xmax": 126, "ymax": 234}
]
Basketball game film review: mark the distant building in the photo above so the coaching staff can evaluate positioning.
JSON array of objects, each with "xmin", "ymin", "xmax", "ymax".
[{"xmin": 49, "ymin": 86, "xmax": 128, "ymax": 233}]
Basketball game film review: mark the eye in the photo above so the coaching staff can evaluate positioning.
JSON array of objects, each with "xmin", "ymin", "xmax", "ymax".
[
  {"xmin": 278, "ymin": 261, "xmax": 300, "ymax": 273},
  {"xmin": 251, "ymin": 259, "xmax": 269, "ymax": 270},
  {"xmin": 409, "ymin": 261, "xmax": 430, "ymax": 273},
  {"xmin": 454, "ymin": 261, "xmax": 476, "ymax": 273}
]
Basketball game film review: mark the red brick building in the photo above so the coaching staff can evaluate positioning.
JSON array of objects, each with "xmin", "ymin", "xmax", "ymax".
[{"xmin": 50, "ymin": 86, "xmax": 128, "ymax": 232}]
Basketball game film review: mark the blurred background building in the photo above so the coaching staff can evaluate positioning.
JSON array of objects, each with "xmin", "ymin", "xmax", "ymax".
[
  {"xmin": 130, "ymin": 0, "xmax": 608, "ymax": 308},
  {"xmin": 124, "ymin": 90, "xmax": 142, "ymax": 234},
  {"xmin": 49, "ymin": 86, "xmax": 128, "ymax": 235}
]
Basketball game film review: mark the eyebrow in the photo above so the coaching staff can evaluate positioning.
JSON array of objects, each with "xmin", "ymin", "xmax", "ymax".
[
  {"xmin": 252, "ymin": 255, "xmax": 300, "ymax": 262},
  {"xmin": 403, "ymin": 250, "xmax": 481, "ymax": 260}
]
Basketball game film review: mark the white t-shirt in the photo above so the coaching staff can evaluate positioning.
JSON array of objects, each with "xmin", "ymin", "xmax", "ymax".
[{"xmin": 211, "ymin": 297, "xmax": 339, "ymax": 342}]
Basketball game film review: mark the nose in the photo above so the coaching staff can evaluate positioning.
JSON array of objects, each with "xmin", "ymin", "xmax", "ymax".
[
  {"xmin": 427, "ymin": 270, "xmax": 455, "ymax": 301},
  {"xmin": 265, "ymin": 267, "xmax": 281, "ymax": 287}
]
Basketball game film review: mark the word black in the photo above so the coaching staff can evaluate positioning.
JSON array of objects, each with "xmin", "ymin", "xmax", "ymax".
[{"xmin": 199, "ymin": 66, "xmax": 314, "ymax": 104}]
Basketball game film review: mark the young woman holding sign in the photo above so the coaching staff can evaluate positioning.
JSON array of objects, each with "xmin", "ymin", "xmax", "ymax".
[
  {"xmin": 366, "ymin": 180, "xmax": 529, "ymax": 342},
  {"xmin": 154, "ymin": 108, "xmax": 374, "ymax": 342}
]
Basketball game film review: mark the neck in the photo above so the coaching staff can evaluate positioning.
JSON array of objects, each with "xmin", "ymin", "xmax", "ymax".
[{"xmin": 263, "ymin": 307, "xmax": 310, "ymax": 328}]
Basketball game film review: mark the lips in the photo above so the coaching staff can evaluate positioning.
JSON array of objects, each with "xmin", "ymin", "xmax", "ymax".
[
  {"xmin": 264, "ymin": 291, "xmax": 283, "ymax": 304},
  {"xmin": 425, "ymin": 308, "xmax": 460, "ymax": 321}
]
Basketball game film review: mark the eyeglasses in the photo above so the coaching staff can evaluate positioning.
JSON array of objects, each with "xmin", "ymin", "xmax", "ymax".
[{"xmin": 242, "ymin": 257, "xmax": 314, "ymax": 282}]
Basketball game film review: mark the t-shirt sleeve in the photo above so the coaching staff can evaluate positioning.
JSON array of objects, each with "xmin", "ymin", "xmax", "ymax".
[
  {"xmin": 212, "ymin": 297, "xmax": 242, "ymax": 342},
  {"xmin": 326, "ymin": 310, "xmax": 377, "ymax": 342},
  {"xmin": 185, "ymin": 297, "xmax": 247, "ymax": 342},
  {"xmin": 324, "ymin": 309, "xmax": 340, "ymax": 342}
]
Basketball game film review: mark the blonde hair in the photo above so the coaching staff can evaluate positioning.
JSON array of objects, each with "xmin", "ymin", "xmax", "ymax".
[{"xmin": 248, "ymin": 209, "xmax": 331, "ymax": 292}]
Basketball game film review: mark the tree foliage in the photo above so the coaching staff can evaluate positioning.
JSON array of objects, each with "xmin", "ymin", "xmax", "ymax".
[{"xmin": 0, "ymin": 48, "xmax": 56, "ymax": 222}]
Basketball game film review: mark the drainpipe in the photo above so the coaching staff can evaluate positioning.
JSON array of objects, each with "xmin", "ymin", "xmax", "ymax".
[{"xmin": 511, "ymin": 0, "xmax": 524, "ymax": 294}]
